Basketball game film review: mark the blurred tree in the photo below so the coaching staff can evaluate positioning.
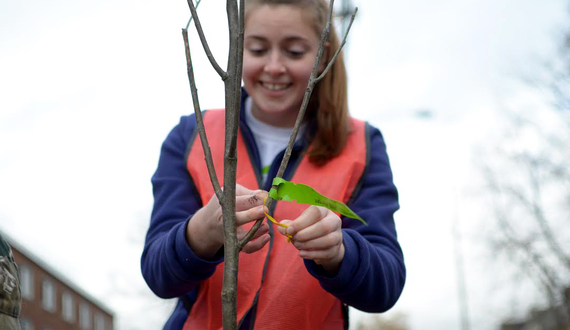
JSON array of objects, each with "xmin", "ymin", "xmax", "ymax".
[
  {"xmin": 337, "ymin": 0, "xmax": 355, "ymax": 36},
  {"xmin": 479, "ymin": 4, "xmax": 570, "ymax": 329}
]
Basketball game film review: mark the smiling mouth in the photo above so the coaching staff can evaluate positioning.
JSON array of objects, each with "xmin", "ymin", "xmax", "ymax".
[{"xmin": 261, "ymin": 82, "xmax": 290, "ymax": 91}]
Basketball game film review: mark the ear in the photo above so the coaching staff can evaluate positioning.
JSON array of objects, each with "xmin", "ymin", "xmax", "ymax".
[{"xmin": 318, "ymin": 41, "xmax": 330, "ymax": 74}]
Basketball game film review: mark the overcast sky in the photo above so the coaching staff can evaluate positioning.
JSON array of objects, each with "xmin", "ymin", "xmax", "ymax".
[{"xmin": 1, "ymin": 0, "xmax": 568, "ymax": 329}]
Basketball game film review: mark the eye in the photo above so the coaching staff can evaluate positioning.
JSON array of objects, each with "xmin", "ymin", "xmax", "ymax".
[
  {"xmin": 287, "ymin": 50, "xmax": 305, "ymax": 58},
  {"xmin": 245, "ymin": 38, "xmax": 268, "ymax": 56},
  {"xmin": 248, "ymin": 48, "xmax": 266, "ymax": 56},
  {"xmin": 283, "ymin": 40, "xmax": 308, "ymax": 59}
]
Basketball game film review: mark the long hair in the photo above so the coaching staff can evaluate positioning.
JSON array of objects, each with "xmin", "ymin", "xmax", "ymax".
[{"xmin": 244, "ymin": 0, "xmax": 350, "ymax": 166}]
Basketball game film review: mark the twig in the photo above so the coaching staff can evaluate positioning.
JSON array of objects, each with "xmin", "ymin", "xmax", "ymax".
[
  {"xmin": 182, "ymin": 29, "xmax": 223, "ymax": 201},
  {"xmin": 485, "ymin": 166, "xmax": 562, "ymax": 300},
  {"xmin": 526, "ymin": 158, "xmax": 570, "ymax": 273},
  {"xmin": 316, "ymin": 7, "xmax": 358, "ymax": 83},
  {"xmin": 185, "ymin": 0, "xmax": 202, "ymax": 29},
  {"xmin": 238, "ymin": 0, "xmax": 358, "ymax": 250},
  {"xmin": 502, "ymin": 156, "xmax": 570, "ymax": 274},
  {"xmin": 186, "ymin": 0, "xmax": 229, "ymax": 80},
  {"xmin": 181, "ymin": 1, "xmax": 244, "ymax": 329}
]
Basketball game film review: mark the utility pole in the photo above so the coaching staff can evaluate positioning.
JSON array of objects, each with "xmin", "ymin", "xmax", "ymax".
[{"xmin": 452, "ymin": 188, "xmax": 471, "ymax": 330}]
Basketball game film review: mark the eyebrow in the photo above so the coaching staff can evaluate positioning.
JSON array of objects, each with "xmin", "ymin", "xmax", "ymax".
[{"xmin": 245, "ymin": 35, "xmax": 311, "ymax": 43}]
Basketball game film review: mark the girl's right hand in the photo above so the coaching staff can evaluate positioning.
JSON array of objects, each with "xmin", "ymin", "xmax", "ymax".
[{"xmin": 185, "ymin": 184, "xmax": 270, "ymax": 259}]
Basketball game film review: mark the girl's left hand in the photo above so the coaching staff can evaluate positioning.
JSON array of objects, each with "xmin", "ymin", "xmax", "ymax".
[{"xmin": 277, "ymin": 206, "xmax": 345, "ymax": 275}]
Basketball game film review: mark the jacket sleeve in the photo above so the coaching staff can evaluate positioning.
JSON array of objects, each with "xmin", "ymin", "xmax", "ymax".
[
  {"xmin": 304, "ymin": 124, "xmax": 406, "ymax": 312},
  {"xmin": 140, "ymin": 115, "xmax": 224, "ymax": 299}
]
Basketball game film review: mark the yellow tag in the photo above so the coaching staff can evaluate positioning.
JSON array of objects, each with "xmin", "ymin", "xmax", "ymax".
[{"xmin": 264, "ymin": 197, "xmax": 292, "ymax": 243}]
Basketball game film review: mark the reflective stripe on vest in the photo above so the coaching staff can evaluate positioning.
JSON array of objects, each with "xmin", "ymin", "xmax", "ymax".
[{"xmin": 184, "ymin": 109, "xmax": 367, "ymax": 330}]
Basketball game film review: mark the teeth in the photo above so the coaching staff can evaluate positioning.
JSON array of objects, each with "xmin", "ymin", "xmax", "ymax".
[{"xmin": 263, "ymin": 83, "xmax": 288, "ymax": 91}]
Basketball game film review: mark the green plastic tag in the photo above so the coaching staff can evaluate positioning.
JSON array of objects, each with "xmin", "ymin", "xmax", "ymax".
[{"xmin": 269, "ymin": 177, "xmax": 367, "ymax": 225}]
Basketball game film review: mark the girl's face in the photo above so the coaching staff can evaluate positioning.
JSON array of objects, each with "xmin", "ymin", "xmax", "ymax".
[{"xmin": 243, "ymin": 5, "xmax": 322, "ymax": 127}]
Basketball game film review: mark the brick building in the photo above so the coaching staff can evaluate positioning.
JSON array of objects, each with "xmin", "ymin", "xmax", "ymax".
[{"xmin": 6, "ymin": 234, "xmax": 114, "ymax": 330}]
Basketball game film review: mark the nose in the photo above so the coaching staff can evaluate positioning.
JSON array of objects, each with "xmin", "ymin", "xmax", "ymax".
[{"xmin": 264, "ymin": 51, "xmax": 286, "ymax": 76}]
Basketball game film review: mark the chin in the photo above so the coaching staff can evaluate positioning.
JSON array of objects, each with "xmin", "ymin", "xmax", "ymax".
[{"xmin": 259, "ymin": 103, "xmax": 294, "ymax": 115}]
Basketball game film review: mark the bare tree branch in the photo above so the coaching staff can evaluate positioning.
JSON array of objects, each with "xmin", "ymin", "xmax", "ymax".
[
  {"xmin": 480, "ymin": 14, "xmax": 570, "ymax": 327},
  {"xmin": 526, "ymin": 157, "xmax": 570, "ymax": 273},
  {"xmin": 182, "ymin": 1, "xmax": 359, "ymax": 327},
  {"xmin": 498, "ymin": 240, "xmax": 563, "ymax": 322},
  {"xmin": 182, "ymin": 1, "xmax": 244, "ymax": 327},
  {"xmin": 185, "ymin": 0, "xmax": 202, "ymax": 29},
  {"xmin": 493, "ymin": 198, "xmax": 562, "ymax": 298},
  {"xmin": 186, "ymin": 0, "xmax": 229, "ymax": 80},
  {"xmin": 218, "ymin": 0, "xmax": 245, "ymax": 328},
  {"xmin": 316, "ymin": 7, "xmax": 358, "ymax": 83},
  {"xmin": 501, "ymin": 154, "xmax": 570, "ymax": 273},
  {"xmin": 182, "ymin": 29, "xmax": 224, "ymax": 201},
  {"xmin": 484, "ymin": 165, "xmax": 563, "ymax": 298},
  {"xmin": 238, "ymin": 0, "xmax": 359, "ymax": 250}
]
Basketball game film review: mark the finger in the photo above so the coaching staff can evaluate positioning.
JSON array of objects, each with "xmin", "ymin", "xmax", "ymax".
[
  {"xmin": 286, "ymin": 206, "xmax": 328, "ymax": 236},
  {"xmin": 298, "ymin": 246, "xmax": 341, "ymax": 262},
  {"xmin": 293, "ymin": 231, "xmax": 342, "ymax": 251},
  {"xmin": 276, "ymin": 220, "xmax": 292, "ymax": 236},
  {"xmin": 290, "ymin": 210, "xmax": 341, "ymax": 242},
  {"xmin": 204, "ymin": 190, "xmax": 221, "ymax": 211},
  {"xmin": 237, "ymin": 223, "xmax": 269, "ymax": 241},
  {"xmin": 200, "ymin": 195, "xmax": 223, "ymax": 226},
  {"xmin": 235, "ymin": 183, "xmax": 257, "ymax": 195},
  {"xmin": 235, "ymin": 205, "xmax": 266, "ymax": 226},
  {"xmin": 235, "ymin": 190, "xmax": 268, "ymax": 212},
  {"xmin": 242, "ymin": 234, "xmax": 270, "ymax": 254}
]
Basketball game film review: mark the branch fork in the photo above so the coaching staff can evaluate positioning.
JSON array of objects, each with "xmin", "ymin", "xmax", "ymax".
[{"xmin": 181, "ymin": 1, "xmax": 357, "ymax": 328}]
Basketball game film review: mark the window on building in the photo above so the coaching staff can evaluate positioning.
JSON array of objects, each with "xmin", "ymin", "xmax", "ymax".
[
  {"xmin": 79, "ymin": 302, "xmax": 92, "ymax": 330},
  {"xmin": 94, "ymin": 312, "xmax": 106, "ymax": 330},
  {"xmin": 20, "ymin": 264, "xmax": 34, "ymax": 301},
  {"xmin": 41, "ymin": 279, "xmax": 56, "ymax": 313},
  {"xmin": 62, "ymin": 291, "xmax": 75, "ymax": 323}
]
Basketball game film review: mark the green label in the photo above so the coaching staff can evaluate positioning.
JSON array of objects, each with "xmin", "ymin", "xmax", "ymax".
[{"xmin": 269, "ymin": 177, "xmax": 367, "ymax": 225}]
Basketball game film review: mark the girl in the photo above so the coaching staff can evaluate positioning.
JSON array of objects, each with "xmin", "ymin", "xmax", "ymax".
[{"xmin": 141, "ymin": 0, "xmax": 406, "ymax": 329}]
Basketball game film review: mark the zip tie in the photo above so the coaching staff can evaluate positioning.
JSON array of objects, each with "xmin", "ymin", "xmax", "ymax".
[{"xmin": 264, "ymin": 197, "xmax": 293, "ymax": 243}]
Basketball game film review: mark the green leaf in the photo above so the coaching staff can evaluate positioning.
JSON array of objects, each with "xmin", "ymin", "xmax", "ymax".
[{"xmin": 269, "ymin": 177, "xmax": 367, "ymax": 225}]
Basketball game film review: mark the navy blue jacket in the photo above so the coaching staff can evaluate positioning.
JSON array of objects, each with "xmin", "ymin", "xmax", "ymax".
[{"xmin": 141, "ymin": 92, "xmax": 406, "ymax": 329}]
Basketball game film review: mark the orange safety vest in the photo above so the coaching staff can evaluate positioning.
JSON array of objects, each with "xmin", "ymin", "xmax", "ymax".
[{"xmin": 184, "ymin": 109, "xmax": 367, "ymax": 330}]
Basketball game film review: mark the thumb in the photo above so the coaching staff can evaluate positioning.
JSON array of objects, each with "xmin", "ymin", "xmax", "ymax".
[
  {"xmin": 277, "ymin": 220, "xmax": 292, "ymax": 236},
  {"xmin": 280, "ymin": 220, "xmax": 292, "ymax": 227}
]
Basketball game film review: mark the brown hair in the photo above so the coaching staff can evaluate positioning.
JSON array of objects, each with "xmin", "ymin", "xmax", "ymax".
[{"xmin": 244, "ymin": 0, "xmax": 350, "ymax": 166}]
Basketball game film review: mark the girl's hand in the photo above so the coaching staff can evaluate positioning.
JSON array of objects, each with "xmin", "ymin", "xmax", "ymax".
[
  {"xmin": 186, "ymin": 184, "xmax": 270, "ymax": 259},
  {"xmin": 277, "ymin": 206, "xmax": 345, "ymax": 275}
]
